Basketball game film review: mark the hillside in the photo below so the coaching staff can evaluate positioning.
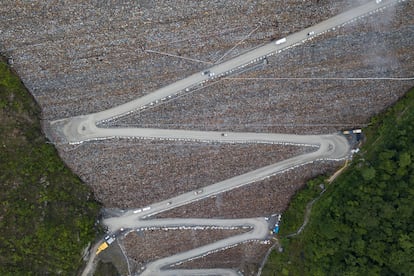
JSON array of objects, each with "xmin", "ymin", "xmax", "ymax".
[
  {"xmin": 263, "ymin": 86, "xmax": 414, "ymax": 275},
  {"xmin": 0, "ymin": 59, "xmax": 100, "ymax": 274}
]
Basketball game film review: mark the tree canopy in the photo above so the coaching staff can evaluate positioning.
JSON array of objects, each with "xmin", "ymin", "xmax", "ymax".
[
  {"xmin": 263, "ymin": 87, "xmax": 414, "ymax": 275},
  {"xmin": 0, "ymin": 60, "xmax": 101, "ymax": 274}
]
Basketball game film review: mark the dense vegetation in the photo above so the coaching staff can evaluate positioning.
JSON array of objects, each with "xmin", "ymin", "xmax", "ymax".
[
  {"xmin": 0, "ymin": 59, "xmax": 101, "ymax": 274},
  {"xmin": 263, "ymin": 87, "xmax": 414, "ymax": 275}
]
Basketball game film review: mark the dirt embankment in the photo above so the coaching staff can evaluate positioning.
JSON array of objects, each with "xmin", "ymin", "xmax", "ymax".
[
  {"xmin": 59, "ymin": 139, "xmax": 311, "ymax": 208},
  {"xmin": 123, "ymin": 227, "xmax": 249, "ymax": 268},
  {"xmin": 1, "ymin": 0, "xmax": 413, "ymax": 274},
  {"xmin": 1, "ymin": 0, "xmax": 368, "ymax": 121}
]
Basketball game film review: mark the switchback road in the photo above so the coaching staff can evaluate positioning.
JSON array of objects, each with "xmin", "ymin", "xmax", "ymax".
[
  {"xmin": 51, "ymin": 0, "xmax": 403, "ymax": 145},
  {"xmin": 61, "ymin": 0, "xmax": 406, "ymax": 275},
  {"xmin": 102, "ymin": 133, "xmax": 349, "ymax": 227},
  {"xmin": 121, "ymin": 218, "xmax": 268, "ymax": 276}
]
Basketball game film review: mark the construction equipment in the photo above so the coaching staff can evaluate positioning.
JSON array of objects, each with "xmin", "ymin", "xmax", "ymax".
[{"xmin": 96, "ymin": 242, "xmax": 109, "ymax": 255}]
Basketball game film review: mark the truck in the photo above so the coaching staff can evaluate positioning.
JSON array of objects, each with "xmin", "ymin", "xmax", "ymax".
[
  {"xmin": 275, "ymin": 38, "xmax": 286, "ymax": 45},
  {"xmin": 96, "ymin": 234, "xmax": 117, "ymax": 255},
  {"xmin": 96, "ymin": 242, "xmax": 109, "ymax": 255}
]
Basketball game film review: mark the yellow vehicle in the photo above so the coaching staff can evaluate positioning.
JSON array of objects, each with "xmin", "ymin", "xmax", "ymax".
[{"xmin": 96, "ymin": 242, "xmax": 109, "ymax": 255}]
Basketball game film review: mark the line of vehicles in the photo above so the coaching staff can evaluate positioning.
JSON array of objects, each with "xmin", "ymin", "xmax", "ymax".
[
  {"xmin": 343, "ymin": 129, "xmax": 362, "ymax": 135},
  {"xmin": 133, "ymin": 206, "xmax": 151, "ymax": 214},
  {"xmin": 96, "ymin": 235, "xmax": 116, "ymax": 255}
]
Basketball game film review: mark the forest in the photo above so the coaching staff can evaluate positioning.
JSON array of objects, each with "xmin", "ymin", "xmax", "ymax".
[
  {"xmin": 0, "ymin": 59, "xmax": 101, "ymax": 274},
  {"xmin": 263, "ymin": 86, "xmax": 414, "ymax": 275}
]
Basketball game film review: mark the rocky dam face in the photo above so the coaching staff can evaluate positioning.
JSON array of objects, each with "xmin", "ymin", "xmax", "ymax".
[{"xmin": 1, "ymin": 0, "xmax": 413, "ymax": 274}]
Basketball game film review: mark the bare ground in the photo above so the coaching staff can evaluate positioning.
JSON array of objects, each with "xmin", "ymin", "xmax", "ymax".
[
  {"xmin": 122, "ymin": 227, "xmax": 249, "ymax": 268},
  {"xmin": 57, "ymin": 139, "xmax": 311, "ymax": 208},
  {"xmin": 1, "ymin": 0, "xmax": 413, "ymax": 274},
  {"xmin": 1, "ymin": 0, "xmax": 371, "ymax": 121},
  {"xmin": 173, "ymin": 241, "xmax": 272, "ymax": 276},
  {"xmin": 108, "ymin": 2, "xmax": 414, "ymax": 134},
  {"xmin": 155, "ymin": 161, "xmax": 341, "ymax": 219}
]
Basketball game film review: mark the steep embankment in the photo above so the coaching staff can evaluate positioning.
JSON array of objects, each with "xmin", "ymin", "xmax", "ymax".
[
  {"xmin": 0, "ymin": 59, "xmax": 100, "ymax": 274},
  {"xmin": 263, "ymin": 86, "xmax": 414, "ymax": 275}
]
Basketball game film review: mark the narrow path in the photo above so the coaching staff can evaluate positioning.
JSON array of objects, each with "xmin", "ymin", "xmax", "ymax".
[
  {"xmin": 285, "ymin": 160, "xmax": 349, "ymax": 239},
  {"xmin": 283, "ymin": 189, "xmax": 326, "ymax": 240}
]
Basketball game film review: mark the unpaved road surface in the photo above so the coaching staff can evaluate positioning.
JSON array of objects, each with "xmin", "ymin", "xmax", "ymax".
[{"xmin": 59, "ymin": 0, "xmax": 408, "ymax": 275}]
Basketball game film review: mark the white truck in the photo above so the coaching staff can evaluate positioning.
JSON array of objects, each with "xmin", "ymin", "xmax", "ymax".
[{"xmin": 275, "ymin": 37, "xmax": 286, "ymax": 45}]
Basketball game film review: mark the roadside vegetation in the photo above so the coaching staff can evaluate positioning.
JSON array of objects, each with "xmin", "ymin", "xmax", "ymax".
[
  {"xmin": 275, "ymin": 175, "xmax": 326, "ymax": 237},
  {"xmin": 0, "ymin": 59, "xmax": 101, "ymax": 274},
  {"xmin": 263, "ymin": 86, "xmax": 414, "ymax": 275}
]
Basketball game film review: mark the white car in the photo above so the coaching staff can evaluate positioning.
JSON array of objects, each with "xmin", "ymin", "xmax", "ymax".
[
  {"xmin": 275, "ymin": 38, "xmax": 287, "ymax": 45},
  {"xmin": 201, "ymin": 70, "xmax": 215, "ymax": 77}
]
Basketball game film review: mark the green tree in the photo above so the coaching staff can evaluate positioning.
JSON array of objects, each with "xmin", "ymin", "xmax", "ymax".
[{"xmin": 263, "ymin": 86, "xmax": 414, "ymax": 276}]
